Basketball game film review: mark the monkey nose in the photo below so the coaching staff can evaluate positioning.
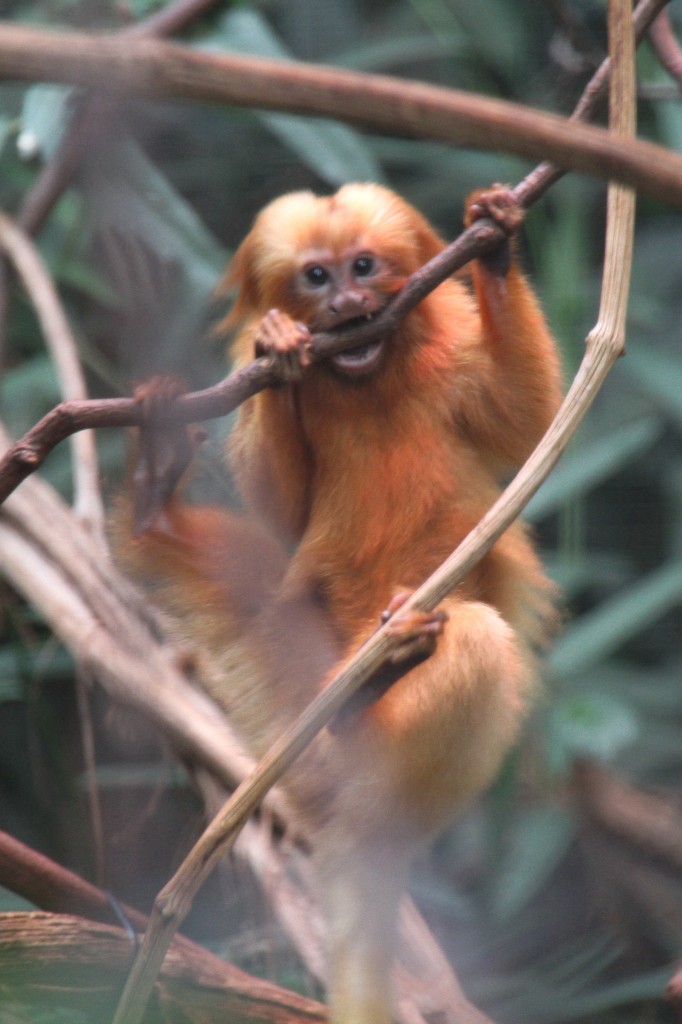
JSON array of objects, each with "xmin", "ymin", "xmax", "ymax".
[{"xmin": 329, "ymin": 292, "xmax": 367, "ymax": 321}]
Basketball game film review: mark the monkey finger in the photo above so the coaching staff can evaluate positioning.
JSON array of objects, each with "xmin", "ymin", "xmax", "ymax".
[
  {"xmin": 256, "ymin": 309, "xmax": 313, "ymax": 381},
  {"xmin": 380, "ymin": 590, "xmax": 412, "ymax": 623},
  {"xmin": 465, "ymin": 185, "xmax": 524, "ymax": 235},
  {"xmin": 383, "ymin": 605, "xmax": 447, "ymax": 664},
  {"xmin": 381, "ymin": 590, "xmax": 448, "ymax": 634}
]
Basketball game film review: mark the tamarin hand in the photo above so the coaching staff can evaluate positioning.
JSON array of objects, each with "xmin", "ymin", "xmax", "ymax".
[
  {"xmin": 465, "ymin": 184, "xmax": 524, "ymax": 277},
  {"xmin": 255, "ymin": 308, "xmax": 313, "ymax": 382}
]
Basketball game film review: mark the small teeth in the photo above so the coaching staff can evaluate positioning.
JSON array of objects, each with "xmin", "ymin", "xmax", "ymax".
[{"xmin": 332, "ymin": 338, "xmax": 384, "ymax": 374}]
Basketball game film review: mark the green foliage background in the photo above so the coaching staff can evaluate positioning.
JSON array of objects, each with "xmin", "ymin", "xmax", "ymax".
[{"xmin": 0, "ymin": 1, "xmax": 681, "ymax": 1022}]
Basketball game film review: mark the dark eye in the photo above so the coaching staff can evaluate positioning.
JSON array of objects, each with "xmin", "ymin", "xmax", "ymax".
[
  {"xmin": 353, "ymin": 255, "xmax": 375, "ymax": 277},
  {"xmin": 304, "ymin": 265, "xmax": 329, "ymax": 286}
]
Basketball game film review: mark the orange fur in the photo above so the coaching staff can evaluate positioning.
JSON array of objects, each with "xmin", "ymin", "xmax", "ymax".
[{"xmin": 117, "ymin": 183, "xmax": 563, "ymax": 1024}]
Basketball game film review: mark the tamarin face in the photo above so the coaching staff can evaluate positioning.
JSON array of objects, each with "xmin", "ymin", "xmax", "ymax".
[{"xmin": 227, "ymin": 183, "xmax": 447, "ymax": 377}]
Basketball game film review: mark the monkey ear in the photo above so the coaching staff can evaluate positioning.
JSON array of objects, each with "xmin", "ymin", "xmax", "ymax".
[
  {"xmin": 409, "ymin": 210, "xmax": 447, "ymax": 267},
  {"xmin": 216, "ymin": 234, "xmax": 262, "ymax": 329}
]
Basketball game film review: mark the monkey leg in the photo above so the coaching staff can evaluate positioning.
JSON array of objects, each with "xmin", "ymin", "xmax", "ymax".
[
  {"xmin": 303, "ymin": 598, "xmax": 532, "ymax": 1024},
  {"xmin": 314, "ymin": 836, "xmax": 411, "ymax": 1024},
  {"xmin": 354, "ymin": 596, "xmax": 533, "ymax": 834}
]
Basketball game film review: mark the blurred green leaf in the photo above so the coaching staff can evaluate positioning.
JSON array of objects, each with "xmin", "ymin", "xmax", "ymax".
[
  {"xmin": 335, "ymin": 33, "xmax": 464, "ymax": 71},
  {"xmin": 0, "ymin": 886, "xmax": 36, "ymax": 911},
  {"xmin": 527, "ymin": 417, "xmax": 662, "ymax": 520},
  {"xmin": 441, "ymin": 0, "xmax": 528, "ymax": 72},
  {"xmin": 625, "ymin": 344, "xmax": 682, "ymax": 429},
  {"xmin": 78, "ymin": 130, "xmax": 226, "ymax": 373},
  {"xmin": 81, "ymin": 133, "xmax": 225, "ymax": 288},
  {"xmin": 545, "ymin": 693, "xmax": 639, "ymax": 775},
  {"xmin": 0, "ymin": 354, "xmax": 59, "ymax": 435},
  {"xmin": 54, "ymin": 258, "xmax": 118, "ymax": 306},
  {"xmin": 551, "ymin": 561, "xmax": 682, "ymax": 677},
  {"xmin": 0, "ymin": 114, "xmax": 12, "ymax": 157},
  {"xmin": 19, "ymin": 84, "xmax": 72, "ymax": 160},
  {"xmin": 549, "ymin": 966, "xmax": 675, "ymax": 1020},
  {"xmin": 487, "ymin": 808, "xmax": 576, "ymax": 921},
  {"xmin": 474, "ymin": 934, "xmax": 623, "ymax": 1019},
  {"xmin": 206, "ymin": 8, "xmax": 382, "ymax": 185},
  {"xmin": 0, "ymin": 641, "xmax": 74, "ymax": 702}
]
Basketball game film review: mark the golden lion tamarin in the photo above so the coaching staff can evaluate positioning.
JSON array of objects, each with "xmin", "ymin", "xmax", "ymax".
[{"xmin": 117, "ymin": 183, "xmax": 562, "ymax": 1024}]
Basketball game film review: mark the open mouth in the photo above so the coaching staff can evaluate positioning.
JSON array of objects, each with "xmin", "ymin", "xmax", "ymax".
[
  {"xmin": 328, "ymin": 313, "xmax": 385, "ymax": 378},
  {"xmin": 331, "ymin": 337, "xmax": 385, "ymax": 376}
]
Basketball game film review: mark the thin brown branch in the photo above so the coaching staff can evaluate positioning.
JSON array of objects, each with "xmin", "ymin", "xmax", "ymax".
[
  {"xmin": 0, "ymin": 19, "xmax": 681, "ymax": 201},
  {"xmin": 572, "ymin": 761, "xmax": 682, "ymax": 869},
  {"xmin": 0, "ymin": 211, "xmax": 105, "ymax": 537},
  {"xmin": 649, "ymin": 7, "xmax": 682, "ymax": 87}
]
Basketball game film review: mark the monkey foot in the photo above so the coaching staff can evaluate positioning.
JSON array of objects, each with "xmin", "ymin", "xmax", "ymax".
[
  {"xmin": 381, "ymin": 591, "xmax": 447, "ymax": 664},
  {"xmin": 256, "ymin": 309, "xmax": 313, "ymax": 382},
  {"xmin": 132, "ymin": 374, "xmax": 205, "ymax": 535},
  {"xmin": 329, "ymin": 592, "xmax": 447, "ymax": 734}
]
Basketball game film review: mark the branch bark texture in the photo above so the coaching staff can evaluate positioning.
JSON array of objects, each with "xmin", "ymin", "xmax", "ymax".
[{"xmin": 0, "ymin": 16, "xmax": 680, "ymax": 203}]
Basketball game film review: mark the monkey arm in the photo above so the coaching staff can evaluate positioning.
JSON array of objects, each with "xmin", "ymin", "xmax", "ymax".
[
  {"xmin": 229, "ymin": 318, "xmax": 315, "ymax": 543},
  {"xmin": 458, "ymin": 187, "xmax": 563, "ymax": 471}
]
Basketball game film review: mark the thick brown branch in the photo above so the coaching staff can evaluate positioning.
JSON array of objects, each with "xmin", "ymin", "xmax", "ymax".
[
  {"xmin": 0, "ymin": 911, "xmax": 324, "ymax": 1023},
  {"xmin": 0, "ymin": 829, "xmax": 324, "ymax": 1020},
  {"xmin": 0, "ymin": 20, "xmax": 681, "ymax": 202}
]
